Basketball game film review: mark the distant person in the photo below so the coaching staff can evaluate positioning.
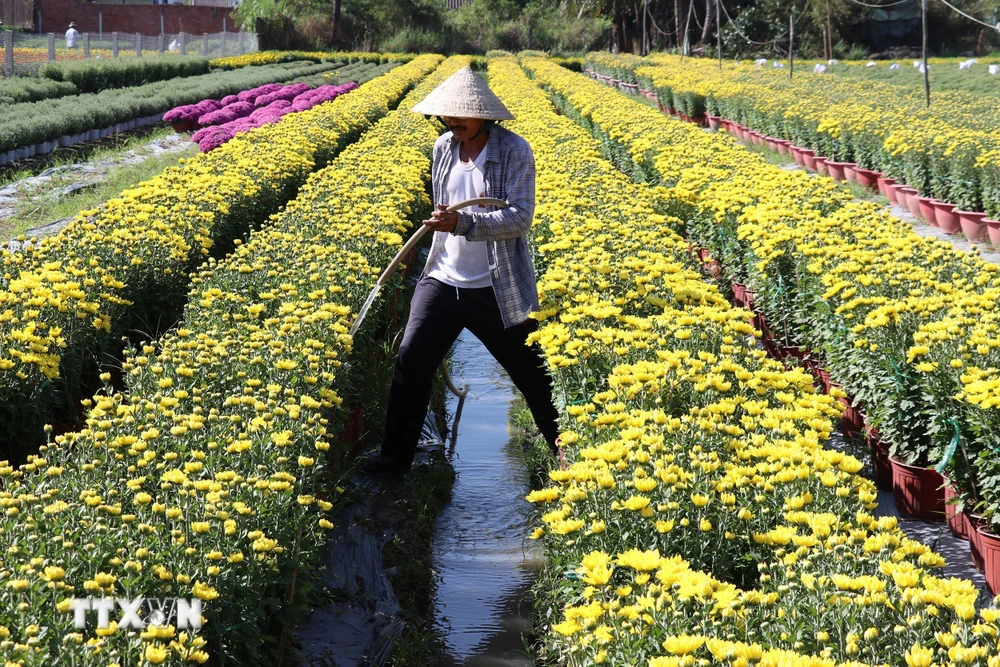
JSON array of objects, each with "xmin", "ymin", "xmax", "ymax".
[
  {"xmin": 168, "ymin": 38, "xmax": 180, "ymax": 52},
  {"xmin": 65, "ymin": 23, "xmax": 80, "ymax": 49}
]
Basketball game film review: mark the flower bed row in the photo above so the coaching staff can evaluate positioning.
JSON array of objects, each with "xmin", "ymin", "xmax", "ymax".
[
  {"xmin": 0, "ymin": 53, "xmax": 461, "ymax": 667},
  {"xmin": 584, "ymin": 60, "xmax": 1000, "ymax": 248},
  {"xmin": 209, "ymin": 50, "xmax": 411, "ymax": 70},
  {"xmin": 511, "ymin": 55, "xmax": 1000, "ymax": 666},
  {"xmin": 0, "ymin": 78, "xmax": 80, "ymax": 106},
  {"xmin": 0, "ymin": 60, "xmax": 339, "ymax": 166},
  {"xmin": 586, "ymin": 52, "xmax": 1000, "ymax": 219},
  {"xmin": 578, "ymin": 59, "xmax": 1000, "ymax": 591},
  {"xmin": 0, "ymin": 55, "xmax": 440, "ymax": 459},
  {"xmin": 165, "ymin": 81, "xmax": 359, "ymax": 152},
  {"xmin": 714, "ymin": 116, "xmax": 1000, "ymax": 247},
  {"xmin": 40, "ymin": 55, "xmax": 211, "ymax": 95}
]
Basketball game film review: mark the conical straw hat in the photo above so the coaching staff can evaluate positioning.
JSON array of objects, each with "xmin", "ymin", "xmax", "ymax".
[{"xmin": 410, "ymin": 67, "xmax": 514, "ymax": 121}]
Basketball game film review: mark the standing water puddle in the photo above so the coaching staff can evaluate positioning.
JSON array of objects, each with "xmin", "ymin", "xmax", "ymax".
[{"xmin": 432, "ymin": 331, "xmax": 541, "ymax": 666}]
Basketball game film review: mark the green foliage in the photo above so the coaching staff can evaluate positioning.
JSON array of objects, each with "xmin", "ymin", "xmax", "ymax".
[
  {"xmin": 40, "ymin": 55, "xmax": 211, "ymax": 95},
  {"xmin": 0, "ymin": 77, "xmax": 78, "ymax": 106},
  {"xmin": 0, "ymin": 61, "xmax": 336, "ymax": 153},
  {"xmin": 378, "ymin": 27, "xmax": 451, "ymax": 54}
]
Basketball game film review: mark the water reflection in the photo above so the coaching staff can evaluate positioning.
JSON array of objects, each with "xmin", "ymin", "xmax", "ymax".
[{"xmin": 432, "ymin": 331, "xmax": 540, "ymax": 666}]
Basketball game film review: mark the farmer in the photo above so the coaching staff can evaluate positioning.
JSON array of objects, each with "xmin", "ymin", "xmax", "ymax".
[
  {"xmin": 65, "ymin": 23, "xmax": 80, "ymax": 49},
  {"xmin": 362, "ymin": 67, "xmax": 559, "ymax": 475}
]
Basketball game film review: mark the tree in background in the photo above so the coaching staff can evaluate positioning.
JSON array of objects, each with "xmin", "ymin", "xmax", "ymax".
[{"xmin": 237, "ymin": 0, "xmax": 1000, "ymax": 56}]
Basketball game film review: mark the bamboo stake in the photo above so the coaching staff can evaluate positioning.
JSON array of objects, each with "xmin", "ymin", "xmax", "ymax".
[{"xmin": 922, "ymin": 0, "xmax": 931, "ymax": 107}]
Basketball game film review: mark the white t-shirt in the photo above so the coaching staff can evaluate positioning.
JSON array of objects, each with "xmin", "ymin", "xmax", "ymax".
[
  {"xmin": 65, "ymin": 28, "xmax": 79, "ymax": 48},
  {"xmin": 425, "ymin": 144, "xmax": 492, "ymax": 289}
]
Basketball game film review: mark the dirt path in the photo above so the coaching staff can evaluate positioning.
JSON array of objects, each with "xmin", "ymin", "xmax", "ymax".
[{"xmin": 1, "ymin": 132, "xmax": 194, "ymax": 245}]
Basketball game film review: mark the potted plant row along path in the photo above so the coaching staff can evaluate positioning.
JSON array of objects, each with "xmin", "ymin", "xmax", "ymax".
[
  {"xmin": 0, "ymin": 53, "xmax": 467, "ymax": 666},
  {"xmin": 0, "ymin": 56, "xmax": 440, "ymax": 460},
  {"xmin": 587, "ymin": 52, "xmax": 1000, "ymax": 247},
  {"xmin": 586, "ymin": 62, "xmax": 1000, "ymax": 247},
  {"xmin": 0, "ymin": 61, "xmax": 341, "ymax": 168},
  {"xmin": 569, "ymin": 53, "xmax": 1000, "ymax": 597},
  {"xmin": 495, "ymin": 54, "xmax": 1000, "ymax": 667}
]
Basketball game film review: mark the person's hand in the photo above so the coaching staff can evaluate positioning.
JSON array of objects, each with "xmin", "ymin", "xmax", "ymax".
[{"xmin": 422, "ymin": 204, "xmax": 458, "ymax": 233}]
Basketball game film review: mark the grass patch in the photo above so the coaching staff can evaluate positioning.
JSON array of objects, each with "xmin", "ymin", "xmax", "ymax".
[
  {"xmin": 382, "ymin": 451, "xmax": 456, "ymax": 666},
  {"xmin": 508, "ymin": 395, "xmax": 564, "ymax": 665},
  {"xmin": 837, "ymin": 178, "xmax": 888, "ymax": 204},
  {"xmin": 741, "ymin": 140, "xmax": 797, "ymax": 167},
  {"xmin": 509, "ymin": 395, "xmax": 557, "ymax": 489},
  {"xmin": 2, "ymin": 137, "xmax": 197, "ymax": 239}
]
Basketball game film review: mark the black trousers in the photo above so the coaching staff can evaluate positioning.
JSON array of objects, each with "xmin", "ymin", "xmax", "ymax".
[{"xmin": 382, "ymin": 277, "xmax": 560, "ymax": 467}]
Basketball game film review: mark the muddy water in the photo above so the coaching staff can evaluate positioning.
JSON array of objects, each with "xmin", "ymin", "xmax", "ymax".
[{"xmin": 431, "ymin": 331, "xmax": 542, "ymax": 667}]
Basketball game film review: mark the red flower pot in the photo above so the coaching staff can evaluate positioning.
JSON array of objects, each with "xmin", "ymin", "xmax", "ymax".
[
  {"xmin": 957, "ymin": 210, "xmax": 989, "ymax": 243},
  {"xmin": 944, "ymin": 484, "xmax": 970, "ymax": 540},
  {"xmin": 866, "ymin": 427, "xmax": 894, "ymax": 491},
  {"xmin": 790, "ymin": 146, "xmax": 805, "ymax": 166},
  {"xmin": 814, "ymin": 157, "xmax": 829, "ymax": 176},
  {"xmin": 731, "ymin": 281, "xmax": 747, "ymax": 306},
  {"xmin": 934, "ymin": 201, "xmax": 960, "ymax": 233},
  {"xmin": 837, "ymin": 395, "xmax": 865, "ymax": 435},
  {"xmin": 825, "ymin": 161, "xmax": 849, "ymax": 181},
  {"xmin": 894, "ymin": 187, "xmax": 918, "ymax": 216},
  {"xmin": 888, "ymin": 183, "xmax": 911, "ymax": 208},
  {"xmin": 170, "ymin": 121, "xmax": 191, "ymax": 133},
  {"xmin": 917, "ymin": 197, "xmax": 938, "ymax": 226},
  {"xmin": 889, "ymin": 457, "xmax": 945, "ymax": 521},
  {"xmin": 878, "ymin": 176, "xmax": 897, "ymax": 201},
  {"xmin": 843, "ymin": 163, "xmax": 858, "ymax": 182},
  {"xmin": 854, "ymin": 168, "xmax": 880, "ymax": 190},
  {"xmin": 707, "ymin": 115, "xmax": 723, "ymax": 131},
  {"xmin": 816, "ymin": 368, "xmax": 834, "ymax": 393},
  {"xmin": 976, "ymin": 525, "xmax": 1000, "ymax": 594},
  {"xmin": 906, "ymin": 190, "xmax": 924, "ymax": 218},
  {"xmin": 970, "ymin": 514, "xmax": 989, "ymax": 571},
  {"xmin": 774, "ymin": 139, "xmax": 790, "ymax": 156},
  {"xmin": 986, "ymin": 219, "xmax": 1000, "ymax": 246},
  {"xmin": 801, "ymin": 150, "xmax": 818, "ymax": 171}
]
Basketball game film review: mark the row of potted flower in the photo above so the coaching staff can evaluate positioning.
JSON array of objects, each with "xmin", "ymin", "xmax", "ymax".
[
  {"xmin": 511, "ymin": 55, "xmax": 1000, "ymax": 667},
  {"xmin": 568, "ymin": 56, "xmax": 1000, "ymax": 596},
  {"xmin": 0, "ymin": 113, "xmax": 165, "ymax": 167},
  {"xmin": 715, "ymin": 117, "xmax": 1000, "ymax": 247},
  {"xmin": 0, "ymin": 54, "xmax": 461, "ymax": 667},
  {"xmin": 619, "ymin": 53, "xmax": 1000, "ymax": 221},
  {"xmin": 0, "ymin": 55, "xmax": 442, "ymax": 460},
  {"xmin": 0, "ymin": 60, "xmax": 339, "ymax": 167},
  {"xmin": 587, "ymin": 58, "xmax": 1000, "ymax": 250}
]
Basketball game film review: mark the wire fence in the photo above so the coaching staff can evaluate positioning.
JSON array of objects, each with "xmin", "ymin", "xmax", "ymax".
[{"xmin": 2, "ymin": 30, "xmax": 258, "ymax": 76}]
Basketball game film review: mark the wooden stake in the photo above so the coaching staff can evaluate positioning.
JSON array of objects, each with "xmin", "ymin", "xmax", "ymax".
[
  {"xmin": 716, "ymin": 0, "xmax": 722, "ymax": 70},
  {"xmin": 788, "ymin": 13, "xmax": 794, "ymax": 79},
  {"xmin": 922, "ymin": 0, "xmax": 931, "ymax": 107}
]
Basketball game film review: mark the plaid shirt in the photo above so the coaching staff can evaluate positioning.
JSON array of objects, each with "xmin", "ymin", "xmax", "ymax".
[{"xmin": 421, "ymin": 125, "xmax": 539, "ymax": 328}]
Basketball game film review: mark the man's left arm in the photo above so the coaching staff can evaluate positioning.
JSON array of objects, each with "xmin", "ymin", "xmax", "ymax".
[{"xmin": 452, "ymin": 148, "xmax": 535, "ymax": 242}]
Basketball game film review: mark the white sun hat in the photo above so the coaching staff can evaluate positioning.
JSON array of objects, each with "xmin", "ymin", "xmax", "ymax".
[{"xmin": 410, "ymin": 67, "xmax": 515, "ymax": 121}]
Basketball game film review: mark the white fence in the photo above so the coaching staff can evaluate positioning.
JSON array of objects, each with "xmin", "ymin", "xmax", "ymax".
[{"xmin": 2, "ymin": 29, "xmax": 258, "ymax": 76}]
